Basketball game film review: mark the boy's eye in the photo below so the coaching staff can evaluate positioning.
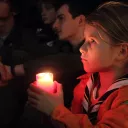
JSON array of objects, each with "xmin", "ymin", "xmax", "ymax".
[{"xmin": 58, "ymin": 16, "xmax": 64, "ymax": 20}]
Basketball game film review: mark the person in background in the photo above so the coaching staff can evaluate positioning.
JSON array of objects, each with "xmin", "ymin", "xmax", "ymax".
[
  {"xmin": 34, "ymin": 0, "xmax": 71, "ymax": 57},
  {"xmin": 0, "ymin": 0, "xmax": 36, "ymax": 127},
  {"xmin": 36, "ymin": 0, "xmax": 59, "ymax": 42},
  {"xmin": 0, "ymin": 0, "xmax": 31, "ymax": 126},
  {"xmin": 28, "ymin": 1, "xmax": 128, "ymax": 128}
]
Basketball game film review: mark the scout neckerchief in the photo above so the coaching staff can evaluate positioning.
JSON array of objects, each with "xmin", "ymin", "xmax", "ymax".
[{"xmin": 82, "ymin": 73, "xmax": 128, "ymax": 124}]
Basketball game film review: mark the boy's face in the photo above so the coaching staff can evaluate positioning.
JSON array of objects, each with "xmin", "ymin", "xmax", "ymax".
[
  {"xmin": 41, "ymin": 3, "xmax": 56, "ymax": 24},
  {"xmin": 53, "ymin": 4, "xmax": 79, "ymax": 41}
]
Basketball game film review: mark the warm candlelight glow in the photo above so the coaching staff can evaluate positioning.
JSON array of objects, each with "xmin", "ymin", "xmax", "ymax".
[{"xmin": 36, "ymin": 72, "xmax": 54, "ymax": 92}]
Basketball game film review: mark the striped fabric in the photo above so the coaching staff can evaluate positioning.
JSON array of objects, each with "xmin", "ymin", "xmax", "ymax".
[{"xmin": 82, "ymin": 73, "xmax": 128, "ymax": 124}]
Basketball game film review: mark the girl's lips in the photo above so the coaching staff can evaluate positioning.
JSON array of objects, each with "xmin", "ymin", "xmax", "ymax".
[{"xmin": 81, "ymin": 56, "xmax": 87, "ymax": 61}]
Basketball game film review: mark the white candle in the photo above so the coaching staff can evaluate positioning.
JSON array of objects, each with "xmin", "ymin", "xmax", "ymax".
[{"xmin": 36, "ymin": 72, "xmax": 54, "ymax": 93}]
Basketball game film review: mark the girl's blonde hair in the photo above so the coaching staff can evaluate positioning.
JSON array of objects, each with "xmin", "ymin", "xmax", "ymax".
[{"xmin": 86, "ymin": 1, "xmax": 128, "ymax": 44}]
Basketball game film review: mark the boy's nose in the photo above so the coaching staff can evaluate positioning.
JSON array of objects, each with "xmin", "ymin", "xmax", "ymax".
[
  {"xmin": 52, "ymin": 20, "xmax": 60, "ymax": 33},
  {"xmin": 52, "ymin": 20, "xmax": 57, "ymax": 29}
]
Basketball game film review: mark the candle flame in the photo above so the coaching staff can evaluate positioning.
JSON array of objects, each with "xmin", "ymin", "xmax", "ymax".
[
  {"xmin": 36, "ymin": 72, "xmax": 53, "ymax": 82},
  {"xmin": 36, "ymin": 72, "xmax": 54, "ymax": 92},
  {"xmin": 44, "ymin": 73, "xmax": 52, "ymax": 81}
]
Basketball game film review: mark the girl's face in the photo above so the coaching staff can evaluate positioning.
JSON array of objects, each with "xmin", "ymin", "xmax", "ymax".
[{"xmin": 80, "ymin": 24, "xmax": 118, "ymax": 73}]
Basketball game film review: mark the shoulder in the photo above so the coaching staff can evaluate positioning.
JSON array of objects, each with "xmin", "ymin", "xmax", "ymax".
[
  {"xmin": 111, "ymin": 86, "xmax": 128, "ymax": 107},
  {"xmin": 117, "ymin": 85, "xmax": 128, "ymax": 102}
]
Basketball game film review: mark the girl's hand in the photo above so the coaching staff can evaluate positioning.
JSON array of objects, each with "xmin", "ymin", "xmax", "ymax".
[{"xmin": 27, "ymin": 81, "xmax": 64, "ymax": 115}]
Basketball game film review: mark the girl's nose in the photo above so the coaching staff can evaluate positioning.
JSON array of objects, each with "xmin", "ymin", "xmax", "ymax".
[{"xmin": 79, "ymin": 42, "xmax": 87, "ymax": 54}]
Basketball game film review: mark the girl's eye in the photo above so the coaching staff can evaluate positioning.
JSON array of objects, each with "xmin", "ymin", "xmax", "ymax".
[{"xmin": 89, "ymin": 39, "xmax": 96, "ymax": 43}]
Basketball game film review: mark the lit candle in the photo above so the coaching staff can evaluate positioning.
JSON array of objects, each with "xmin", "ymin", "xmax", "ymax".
[{"xmin": 36, "ymin": 72, "xmax": 54, "ymax": 93}]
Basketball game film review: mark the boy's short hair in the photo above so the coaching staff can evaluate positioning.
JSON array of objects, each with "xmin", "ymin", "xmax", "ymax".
[
  {"xmin": 38, "ymin": 0, "xmax": 64, "ymax": 11},
  {"xmin": 57, "ymin": 0, "xmax": 100, "ymax": 18}
]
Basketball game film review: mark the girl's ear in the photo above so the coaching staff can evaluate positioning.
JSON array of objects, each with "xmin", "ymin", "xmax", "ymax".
[{"xmin": 117, "ymin": 43, "xmax": 128, "ymax": 60}]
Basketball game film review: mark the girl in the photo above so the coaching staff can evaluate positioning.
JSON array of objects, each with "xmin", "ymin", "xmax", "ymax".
[{"xmin": 28, "ymin": 1, "xmax": 128, "ymax": 128}]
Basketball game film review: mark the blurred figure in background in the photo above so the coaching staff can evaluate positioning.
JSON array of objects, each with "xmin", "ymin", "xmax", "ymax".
[
  {"xmin": 34, "ymin": 0, "xmax": 71, "ymax": 57},
  {"xmin": 0, "ymin": 0, "xmax": 30, "ymax": 126}
]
